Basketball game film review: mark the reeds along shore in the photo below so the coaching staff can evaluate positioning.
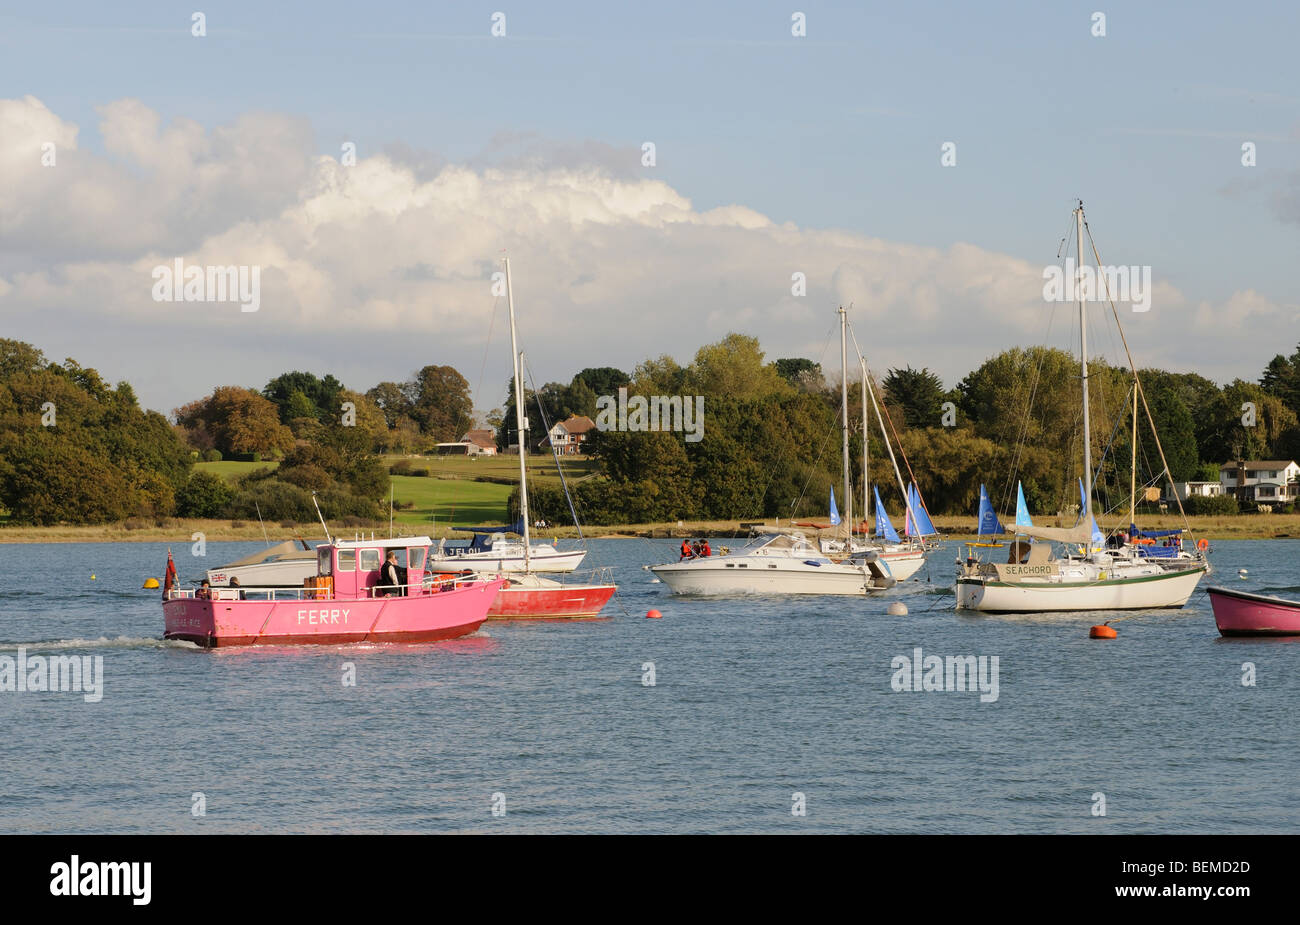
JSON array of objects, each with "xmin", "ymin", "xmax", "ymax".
[{"xmin": 2, "ymin": 514, "xmax": 1299, "ymax": 544}]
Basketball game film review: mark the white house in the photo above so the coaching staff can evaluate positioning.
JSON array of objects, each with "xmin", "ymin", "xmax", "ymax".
[
  {"xmin": 546, "ymin": 415, "xmax": 596, "ymax": 456},
  {"xmin": 1219, "ymin": 460, "xmax": 1300, "ymax": 504},
  {"xmin": 433, "ymin": 429, "xmax": 498, "ymax": 456},
  {"xmin": 1169, "ymin": 481, "xmax": 1225, "ymax": 502}
]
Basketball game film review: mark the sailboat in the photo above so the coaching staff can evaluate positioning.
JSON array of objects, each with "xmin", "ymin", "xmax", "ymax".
[
  {"xmin": 955, "ymin": 202, "xmax": 1207, "ymax": 613},
  {"xmin": 816, "ymin": 316, "xmax": 931, "ymax": 579},
  {"xmin": 649, "ymin": 306, "xmax": 896, "ymax": 596},
  {"xmin": 442, "ymin": 257, "xmax": 616, "ymax": 619}
]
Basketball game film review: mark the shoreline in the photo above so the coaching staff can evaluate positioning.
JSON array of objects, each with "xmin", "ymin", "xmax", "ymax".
[{"xmin": 2, "ymin": 514, "xmax": 1298, "ymax": 543}]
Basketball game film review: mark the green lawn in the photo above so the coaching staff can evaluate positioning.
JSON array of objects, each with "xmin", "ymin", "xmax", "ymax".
[
  {"xmin": 195, "ymin": 460, "xmax": 280, "ymax": 479},
  {"xmin": 381, "ymin": 453, "xmax": 599, "ymax": 487},
  {"xmin": 195, "ymin": 453, "xmax": 596, "ymax": 529},
  {"xmin": 388, "ymin": 475, "xmax": 512, "ymax": 528}
]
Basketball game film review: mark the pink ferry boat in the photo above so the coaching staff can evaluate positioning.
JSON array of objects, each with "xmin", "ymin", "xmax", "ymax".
[
  {"xmin": 1206, "ymin": 586, "xmax": 1300, "ymax": 637},
  {"xmin": 164, "ymin": 536, "xmax": 505, "ymax": 647}
]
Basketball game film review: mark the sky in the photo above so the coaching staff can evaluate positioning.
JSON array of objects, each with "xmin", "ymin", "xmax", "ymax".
[{"xmin": 0, "ymin": 1, "xmax": 1297, "ymax": 417}]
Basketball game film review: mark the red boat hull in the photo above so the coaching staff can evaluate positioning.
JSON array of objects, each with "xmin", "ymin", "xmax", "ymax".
[
  {"xmin": 486, "ymin": 584, "xmax": 616, "ymax": 620},
  {"xmin": 1206, "ymin": 586, "xmax": 1300, "ymax": 637}
]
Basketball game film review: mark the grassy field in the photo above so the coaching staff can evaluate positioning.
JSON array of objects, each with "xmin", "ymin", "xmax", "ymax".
[
  {"xmin": 7, "ymin": 453, "xmax": 1297, "ymax": 542},
  {"xmin": 194, "ymin": 460, "xmax": 279, "ymax": 478},
  {"xmin": 192, "ymin": 453, "xmax": 601, "ymax": 530}
]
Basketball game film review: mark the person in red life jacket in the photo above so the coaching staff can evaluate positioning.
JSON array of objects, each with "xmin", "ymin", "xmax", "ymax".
[
  {"xmin": 701, "ymin": 540, "xmax": 712, "ymax": 557},
  {"xmin": 680, "ymin": 539, "xmax": 694, "ymax": 560}
]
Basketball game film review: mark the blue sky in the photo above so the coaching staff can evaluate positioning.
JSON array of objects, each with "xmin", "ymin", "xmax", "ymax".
[{"xmin": 1, "ymin": 1, "xmax": 1296, "ymax": 413}]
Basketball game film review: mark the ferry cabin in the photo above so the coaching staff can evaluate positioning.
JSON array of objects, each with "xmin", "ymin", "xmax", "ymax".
[{"xmin": 315, "ymin": 535, "xmax": 432, "ymax": 598}]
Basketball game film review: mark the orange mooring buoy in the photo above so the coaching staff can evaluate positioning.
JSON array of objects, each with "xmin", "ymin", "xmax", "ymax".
[
  {"xmin": 1089, "ymin": 624, "xmax": 1117, "ymax": 639},
  {"xmin": 646, "ymin": 609, "xmax": 663, "ymax": 619}
]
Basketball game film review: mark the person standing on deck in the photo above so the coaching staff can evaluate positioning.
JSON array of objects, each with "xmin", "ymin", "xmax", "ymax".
[{"xmin": 377, "ymin": 551, "xmax": 405, "ymax": 597}]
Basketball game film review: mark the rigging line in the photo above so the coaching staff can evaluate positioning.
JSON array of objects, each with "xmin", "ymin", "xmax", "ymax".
[
  {"xmin": 1084, "ymin": 219, "xmax": 1201, "ymax": 546},
  {"xmin": 845, "ymin": 323, "xmax": 930, "ymax": 531},
  {"xmin": 473, "ymin": 291, "xmax": 502, "ymax": 424},
  {"xmin": 521, "ymin": 358, "xmax": 589, "ymax": 548},
  {"xmin": 760, "ymin": 318, "xmax": 841, "ymax": 525},
  {"xmin": 1001, "ymin": 231, "xmax": 1071, "ymax": 515}
]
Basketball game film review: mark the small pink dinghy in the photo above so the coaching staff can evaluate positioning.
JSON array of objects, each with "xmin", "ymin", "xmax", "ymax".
[
  {"xmin": 1206, "ymin": 586, "xmax": 1300, "ymax": 637},
  {"xmin": 163, "ymin": 536, "xmax": 505, "ymax": 647}
]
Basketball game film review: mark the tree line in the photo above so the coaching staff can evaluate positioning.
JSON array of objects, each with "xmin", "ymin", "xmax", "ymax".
[{"xmin": 2, "ymin": 334, "xmax": 1298, "ymax": 527}]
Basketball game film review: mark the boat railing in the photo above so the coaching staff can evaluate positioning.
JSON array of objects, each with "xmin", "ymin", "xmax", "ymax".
[{"xmin": 169, "ymin": 576, "xmax": 491, "ymax": 602}]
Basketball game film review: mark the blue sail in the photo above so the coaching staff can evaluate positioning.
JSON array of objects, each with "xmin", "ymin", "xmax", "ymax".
[
  {"xmin": 1078, "ymin": 478, "xmax": 1104, "ymax": 547},
  {"xmin": 977, "ymin": 484, "xmax": 1004, "ymax": 536},
  {"xmin": 1015, "ymin": 482, "xmax": 1033, "ymax": 531},
  {"xmin": 874, "ymin": 486, "xmax": 901, "ymax": 543},
  {"xmin": 907, "ymin": 483, "xmax": 938, "ymax": 537},
  {"xmin": 828, "ymin": 487, "xmax": 840, "ymax": 526}
]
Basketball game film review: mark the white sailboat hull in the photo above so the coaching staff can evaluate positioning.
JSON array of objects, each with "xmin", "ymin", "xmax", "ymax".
[
  {"xmin": 651, "ymin": 560, "xmax": 888, "ymax": 596},
  {"xmin": 877, "ymin": 550, "xmax": 927, "ymax": 581},
  {"xmin": 207, "ymin": 558, "xmax": 316, "ymax": 588},
  {"xmin": 956, "ymin": 565, "xmax": 1205, "ymax": 612},
  {"xmin": 427, "ymin": 548, "xmax": 585, "ymax": 573}
]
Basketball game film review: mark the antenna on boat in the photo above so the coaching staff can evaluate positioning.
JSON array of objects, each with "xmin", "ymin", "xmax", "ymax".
[
  {"xmin": 311, "ymin": 491, "xmax": 333, "ymax": 544},
  {"xmin": 255, "ymin": 501, "xmax": 270, "ymax": 547}
]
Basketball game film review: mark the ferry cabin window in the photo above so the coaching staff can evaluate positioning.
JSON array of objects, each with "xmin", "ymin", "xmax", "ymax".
[
  {"xmin": 317, "ymin": 548, "xmax": 332, "ymax": 576},
  {"xmin": 337, "ymin": 550, "xmax": 356, "ymax": 572},
  {"xmin": 408, "ymin": 547, "xmax": 426, "ymax": 570},
  {"xmin": 359, "ymin": 548, "xmax": 381, "ymax": 571}
]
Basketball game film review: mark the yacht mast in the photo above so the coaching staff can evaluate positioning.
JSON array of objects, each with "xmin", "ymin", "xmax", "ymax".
[
  {"xmin": 861, "ymin": 357, "xmax": 870, "ymax": 530},
  {"xmin": 504, "ymin": 258, "xmax": 532, "ymax": 570},
  {"xmin": 1076, "ymin": 202, "xmax": 1093, "ymax": 520},
  {"xmin": 1129, "ymin": 382, "xmax": 1138, "ymax": 529},
  {"xmin": 839, "ymin": 306, "xmax": 852, "ymax": 538}
]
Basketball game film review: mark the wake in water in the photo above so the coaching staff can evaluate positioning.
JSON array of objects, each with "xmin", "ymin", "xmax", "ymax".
[{"xmin": 0, "ymin": 636, "xmax": 196, "ymax": 652}]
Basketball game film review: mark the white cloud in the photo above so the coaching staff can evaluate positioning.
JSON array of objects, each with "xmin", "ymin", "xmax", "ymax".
[{"xmin": 0, "ymin": 96, "xmax": 1290, "ymax": 411}]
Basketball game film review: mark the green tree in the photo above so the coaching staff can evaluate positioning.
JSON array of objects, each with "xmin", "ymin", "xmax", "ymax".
[
  {"xmin": 406, "ymin": 365, "xmax": 473, "ymax": 441},
  {"xmin": 176, "ymin": 470, "xmax": 236, "ymax": 518},
  {"xmin": 262, "ymin": 371, "xmax": 344, "ymax": 424},
  {"xmin": 883, "ymin": 366, "xmax": 947, "ymax": 429}
]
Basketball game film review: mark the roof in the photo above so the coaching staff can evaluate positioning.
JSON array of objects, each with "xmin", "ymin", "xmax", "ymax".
[
  {"xmin": 551, "ymin": 415, "xmax": 596, "ymax": 435},
  {"xmin": 461, "ymin": 429, "xmax": 496, "ymax": 448},
  {"xmin": 1220, "ymin": 460, "xmax": 1298, "ymax": 469},
  {"xmin": 331, "ymin": 535, "xmax": 433, "ymax": 549}
]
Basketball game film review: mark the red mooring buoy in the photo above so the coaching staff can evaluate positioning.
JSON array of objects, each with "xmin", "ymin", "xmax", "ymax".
[
  {"xmin": 1089, "ymin": 624, "xmax": 1117, "ymax": 639},
  {"xmin": 646, "ymin": 609, "xmax": 663, "ymax": 619}
]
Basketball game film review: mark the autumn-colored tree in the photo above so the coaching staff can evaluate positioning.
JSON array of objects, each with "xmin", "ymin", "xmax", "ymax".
[{"xmin": 176, "ymin": 387, "xmax": 293, "ymax": 458}]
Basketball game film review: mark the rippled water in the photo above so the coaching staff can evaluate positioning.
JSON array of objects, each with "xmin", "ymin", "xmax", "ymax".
[{"xmin": 0, "ymin": 538, "xmax": 1296, "ymax": 833}]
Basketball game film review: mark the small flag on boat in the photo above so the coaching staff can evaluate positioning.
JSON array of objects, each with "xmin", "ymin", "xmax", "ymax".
[
  {"xmin": 829, "ymin": 488, "xmax": 841, "ymax": 526},
  {"xmin": 162, "ymin": 550, "xmax": 176, "ymax": 599}
]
